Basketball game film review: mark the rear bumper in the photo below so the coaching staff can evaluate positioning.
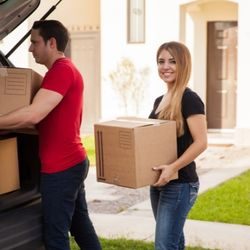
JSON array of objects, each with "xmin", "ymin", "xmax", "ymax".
[{"xmin": 0, "ymin": 199, "xmax": 44, "ymax": 250}]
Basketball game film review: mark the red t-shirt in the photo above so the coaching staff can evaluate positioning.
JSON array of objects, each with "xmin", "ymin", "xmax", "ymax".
[{"xmin": 37, "ymin": 58, "xmax": 86, "ymax": 173}]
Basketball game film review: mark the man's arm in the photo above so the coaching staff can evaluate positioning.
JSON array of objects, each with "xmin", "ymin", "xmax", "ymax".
[{"xmin": 0, "ymin": 88, "xmax": 63, "ymax": 130}]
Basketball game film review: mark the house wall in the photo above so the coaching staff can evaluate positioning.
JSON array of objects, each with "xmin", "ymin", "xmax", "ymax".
[
  {"xmin": 101, "ymin": 0, "xmax": 181, "ymax": 119},
  {"xmin": 26, "ymin": 0, "xmax": 100, "ymax": 75},
  {"xmin": 1, "ymin": 0, "xmax": 100, "ymax": 72}
]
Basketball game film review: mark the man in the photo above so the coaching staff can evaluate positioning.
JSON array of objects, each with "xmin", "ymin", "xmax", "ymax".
[{"xmin": 0, "ymin": 20, "xmax": 101, "ymax": 250}]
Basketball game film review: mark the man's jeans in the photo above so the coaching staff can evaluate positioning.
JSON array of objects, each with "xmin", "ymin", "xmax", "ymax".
[
  {"xmin": 150, "ymin": 181, "xmax": 199, "ymax": 250},
  {"xmin": 40, "ymin": 159, "xmax": 101, "ymax": 250}
]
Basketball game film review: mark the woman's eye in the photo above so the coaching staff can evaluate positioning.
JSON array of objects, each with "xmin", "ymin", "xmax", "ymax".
[
  {"xmin": 169, "ymin": 59, "xmax": 176, "ymax": 64},
  {"xmin": 158, "ymin": 60, "xmax": 164, "ymax": 64}
]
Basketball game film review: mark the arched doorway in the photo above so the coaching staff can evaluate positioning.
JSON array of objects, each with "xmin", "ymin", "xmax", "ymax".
[{"xmin": 180, "ymin": 0, "xmax": 238, "ymax": 129}]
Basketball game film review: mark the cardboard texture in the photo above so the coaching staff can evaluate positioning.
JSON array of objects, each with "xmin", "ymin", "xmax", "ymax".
[
  {"xmin": 94, "ymin": 117, "xmax": 178, "ymax": 188},
  {"xmin": 0, "ymin": 67, "xmax": 43, "ymax": 115},
  {"xmin": 0, "ymin": 137, "xmax": 20, "ymax": 195}
]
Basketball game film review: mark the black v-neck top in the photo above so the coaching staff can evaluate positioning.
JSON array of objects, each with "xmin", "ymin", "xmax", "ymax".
[{"xmin": 149, "ymin": 88, "xmax": 205, "ymax": 183}]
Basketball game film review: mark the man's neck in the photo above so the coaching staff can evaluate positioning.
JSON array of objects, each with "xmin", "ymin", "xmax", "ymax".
[{"xmin": 46, "ymin": 52, "xmax": 65, "ymax": 69}]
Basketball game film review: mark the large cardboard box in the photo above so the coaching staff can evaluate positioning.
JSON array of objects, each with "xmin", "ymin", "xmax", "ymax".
[
  {"xmin": 94, "ymin": 117, "xmax": 178, "ymax": 188},
  {"xmin": 0, "ymin": 67, "xmax": 42, "ymax": 115},
  {"xmin": 0, "ymin": 137, "xmax": 20, "ymax": 195}
]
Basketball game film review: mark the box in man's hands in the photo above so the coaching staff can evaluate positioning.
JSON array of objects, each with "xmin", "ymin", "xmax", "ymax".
[
  {"xmin": 94, "ymin": 117, "xmax": 178, "ymax": 188},
  {"xmin": 0, "ymin": 67, "xmax": 42, "ymax": 115}
]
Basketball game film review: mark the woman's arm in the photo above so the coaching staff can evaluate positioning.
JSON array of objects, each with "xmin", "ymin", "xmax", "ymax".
[{"xmin": 153, "ymin": 114, "xmax": 207, "ymax": 187}]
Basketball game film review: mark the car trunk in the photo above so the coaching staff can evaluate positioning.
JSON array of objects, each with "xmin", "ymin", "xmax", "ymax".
[
  {"xmin": 0, "ymin": 123, "xmax": 43, "ymax": 248},
  {"xmin": 0, "ymin": 1, "xmax": 61, "ymax": 249},
  {"xmin": 0, "ymin": 133, "xmax": 41, "ymax": 212}
]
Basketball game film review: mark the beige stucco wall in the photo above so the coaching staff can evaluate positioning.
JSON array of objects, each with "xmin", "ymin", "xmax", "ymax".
[
  {"xmin": 37, "ymin": 0, "xmax": 100, "ymax": 30},
  {"xmin": 26, "ymin": 0, "xmax": 100, "ymax": 75},
  {"xmin": 1, "ymin": 0, "xmax": 100, "ymax": 71}
]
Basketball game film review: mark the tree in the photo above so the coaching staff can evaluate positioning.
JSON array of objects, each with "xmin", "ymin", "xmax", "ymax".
[{"xmin": 109, "ymin": 57, "xmax": 150, "ymax": 115}]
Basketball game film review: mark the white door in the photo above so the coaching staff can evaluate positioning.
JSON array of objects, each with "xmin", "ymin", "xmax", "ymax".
[{"xmin": 69, "ymin": 31, "xmax": 101, "ymax": 134}]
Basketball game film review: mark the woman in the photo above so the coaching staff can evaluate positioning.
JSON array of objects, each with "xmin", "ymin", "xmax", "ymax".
[{"xmin": 149, "ymin": 41, "xmax": 207, "ymax": 250}]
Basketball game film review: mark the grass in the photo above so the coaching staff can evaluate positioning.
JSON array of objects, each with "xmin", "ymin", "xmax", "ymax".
[
  {"xmin": 70, "ymin": 237, "xmax": 216, "ymax": 250},
  {"xmin": 82, "ymin": 135, "xmax": 96, "ymax": 165},
  {"xmin": 188, "ymin": 169, "xmax": 250, "ymax": 225}
]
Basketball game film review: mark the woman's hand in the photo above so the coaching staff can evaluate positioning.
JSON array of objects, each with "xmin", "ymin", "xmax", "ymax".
[{"xmin": 152, "ymin": 164, "xmax": 177, "ymax": 187}]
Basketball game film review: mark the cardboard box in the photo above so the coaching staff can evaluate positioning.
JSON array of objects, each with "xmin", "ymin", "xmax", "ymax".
[
  {"xmin": 0, "ymin": 67, "xmax": 43, "ymax": 115},
  {"xmin": 94, "ymin": 117, "xmax": 178, "ymax": 188},
  {"xmin": 0, "ymin": 137, "xmax": 20, "ymax": 195}
]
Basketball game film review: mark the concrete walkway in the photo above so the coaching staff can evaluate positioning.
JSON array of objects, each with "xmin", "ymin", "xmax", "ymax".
[{"xmin": 85, "ymin": 138, "xmax": 250, "ymax": 250}]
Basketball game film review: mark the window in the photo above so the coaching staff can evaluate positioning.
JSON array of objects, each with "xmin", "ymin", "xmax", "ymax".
[{"xmin": 127, "ymin": 0, "xmax": 145, "ymax": 43}]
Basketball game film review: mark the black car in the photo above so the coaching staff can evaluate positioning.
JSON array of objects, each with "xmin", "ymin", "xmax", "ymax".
[{"xmin": 0, "ymin": 1, "xmax": 61, "ymax": 249}]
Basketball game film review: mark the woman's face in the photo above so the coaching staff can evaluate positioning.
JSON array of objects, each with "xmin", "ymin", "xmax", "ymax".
[{"xmin": 157, "ymin": 49, "xmax": 176, "ymax": 86}]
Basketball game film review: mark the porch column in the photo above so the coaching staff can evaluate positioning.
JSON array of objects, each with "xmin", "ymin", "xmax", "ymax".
[{"xmin": 235, "ymin": 1, "xmax": 250, "ymax": 146}]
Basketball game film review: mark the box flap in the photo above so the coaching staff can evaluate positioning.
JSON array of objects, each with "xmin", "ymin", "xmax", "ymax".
[{"xmin": 95, "ymin": 117, "xmax": 171, "ymax": 129}]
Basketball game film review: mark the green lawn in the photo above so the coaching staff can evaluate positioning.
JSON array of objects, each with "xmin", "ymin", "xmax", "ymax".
[
  {"xmin": 82, "ymin": 135, "xmax": 96, "ymax": 165},
  {"xmin": 70, "ymin": 237, "xmax": 216, "ymax": 250},
  {"xmin": 188, "ymin": 169, "xmax": 250, "ymax": 225}
]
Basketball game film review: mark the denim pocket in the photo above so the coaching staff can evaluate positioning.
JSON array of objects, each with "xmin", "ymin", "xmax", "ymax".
[{"xmin": 189, "ymin": 181, "xmax": 199, "ymax": 205}]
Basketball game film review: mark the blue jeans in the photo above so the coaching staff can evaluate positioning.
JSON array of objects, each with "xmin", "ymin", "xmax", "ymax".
[
  {"xmin": 40, "ymin": 159, "xmax": 102, "ymax": 250},
  {"xmin": 150, "ymin": 181, "xmax": 199, "ymax": 250}
]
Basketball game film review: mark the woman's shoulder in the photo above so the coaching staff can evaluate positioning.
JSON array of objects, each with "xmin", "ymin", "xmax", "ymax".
[
  {"xmin": 153, "ymin": 95, "xmax": 164, "ymax": 106},
  {"xmin": 183, "ymin": 87, "xmax": 198, "ymax": 96},
  {"xmin": 182, "ymin": 87, "xmax": 203, "ymax": 103},
  {"xmin": 155, "ymin": 94, "xmax": 164, "ymax": 101},
  {"xmin": 182, "ymin": 87, "xmax": 205, "ymax": 117}
]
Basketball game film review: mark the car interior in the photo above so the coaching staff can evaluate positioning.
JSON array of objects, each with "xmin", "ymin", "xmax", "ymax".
[{"xmin": 0, "ymin": 1, "xmax": 62, "ymax": 249}]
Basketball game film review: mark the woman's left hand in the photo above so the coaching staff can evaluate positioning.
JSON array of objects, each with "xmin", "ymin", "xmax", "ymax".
[{"xmin": 152, "ymin": 164, "xmax": 176, "ymax": 187}]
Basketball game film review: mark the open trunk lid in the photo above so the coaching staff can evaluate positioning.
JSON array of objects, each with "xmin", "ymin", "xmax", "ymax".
[{"xmin": 0, "ymin": 0, "xmax": 40, "ymax": 40}]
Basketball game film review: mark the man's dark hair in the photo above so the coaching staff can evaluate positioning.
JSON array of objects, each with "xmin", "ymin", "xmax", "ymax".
[{"xmin": 32, "ymin": 20, "xmax": 69, "ymax": 52}]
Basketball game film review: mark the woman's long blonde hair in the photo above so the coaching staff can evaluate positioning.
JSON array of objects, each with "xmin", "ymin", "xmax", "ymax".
[{"xmin": 157, "ymin": 42, "xmax": 191, "ymax": 137}]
